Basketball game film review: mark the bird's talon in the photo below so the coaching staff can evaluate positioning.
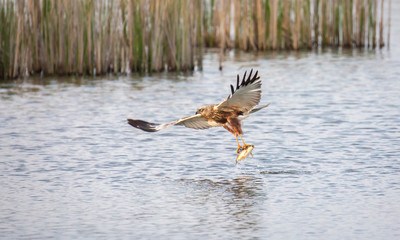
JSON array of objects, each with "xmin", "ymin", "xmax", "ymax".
[{"xmin": 236, "ymin": 146, "xmax": 242, "ymax": 153}]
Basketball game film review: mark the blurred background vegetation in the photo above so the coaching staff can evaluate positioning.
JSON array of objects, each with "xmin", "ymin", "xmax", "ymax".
[{"xmin": 0, "ymin": 0, "xmax": 391, "ymax": 79}]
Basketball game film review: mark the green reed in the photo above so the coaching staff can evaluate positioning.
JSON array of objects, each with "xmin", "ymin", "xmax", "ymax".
[{"xmin": 0, "ymin": 0, "xmax": 391, "ymax": 79}]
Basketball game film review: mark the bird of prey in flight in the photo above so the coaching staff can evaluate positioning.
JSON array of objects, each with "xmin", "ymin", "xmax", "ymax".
[{"xmin": 127, "ymin": 69, "xmax": 269, "ymax": 152}]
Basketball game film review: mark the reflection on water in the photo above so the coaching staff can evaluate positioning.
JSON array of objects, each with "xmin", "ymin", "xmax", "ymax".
[
  {"xmin": 173, "ymin": 175, "xmax": 265, "ymax": 238},
  {"xmin": 1, "ymin": 45, "xmax": 400, "ymax": 238}
]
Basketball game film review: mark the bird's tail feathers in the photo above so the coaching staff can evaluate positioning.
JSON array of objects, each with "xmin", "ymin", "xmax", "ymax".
[
  {"xmin": 249, "ymin": 103, "xmax": 270, "ymax": 114},
  {"xmin": 238, "ymin": 103, "xmax": 270, "ymax": 120}
]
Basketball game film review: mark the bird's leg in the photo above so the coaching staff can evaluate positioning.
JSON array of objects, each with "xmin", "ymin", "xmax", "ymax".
[
  {"xmin": 238, "ymin": 135, "xmax": 249, "ymax": 149},
  {"xmin": 223, "ymin": 123, "xmax": 243, "ymax": 152},
  {"xmin": 235, "ymin": 135, "xmax": 242, "ymax": 153}
]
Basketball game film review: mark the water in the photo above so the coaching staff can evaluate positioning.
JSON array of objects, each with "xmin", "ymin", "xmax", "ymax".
[{"xmin": 1, "ymin": 14, "xmax": 400, "ymax": 240}]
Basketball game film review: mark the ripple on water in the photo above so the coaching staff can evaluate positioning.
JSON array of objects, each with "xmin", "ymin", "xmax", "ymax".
[{"xmin": 1, "ymin": 46, "xmax": 400, "ymax": 239}]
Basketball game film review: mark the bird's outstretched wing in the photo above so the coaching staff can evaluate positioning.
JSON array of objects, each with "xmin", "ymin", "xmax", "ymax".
[
  {"xmin": 217, "ymin": 69, "xmax": 262, "ymax": 113},
  {"xmin": 127, "ymin": 114, "xmax": 219, "ymax": 132}
]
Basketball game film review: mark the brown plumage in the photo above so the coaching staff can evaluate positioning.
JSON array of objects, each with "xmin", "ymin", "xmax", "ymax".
[{"xmin": 127, "ymin": 69, "xmax": 269, "ymax": 152}]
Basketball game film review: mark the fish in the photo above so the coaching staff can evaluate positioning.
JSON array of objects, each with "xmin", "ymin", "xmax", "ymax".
[{"xmin": 236, "ymin": 144, "xmax": 254, "ymax": 165}]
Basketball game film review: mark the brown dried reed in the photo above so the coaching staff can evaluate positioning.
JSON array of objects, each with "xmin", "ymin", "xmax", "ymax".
[{"xmin": 0, "ymin": 0, "xmax": 390, "ymax": 79}]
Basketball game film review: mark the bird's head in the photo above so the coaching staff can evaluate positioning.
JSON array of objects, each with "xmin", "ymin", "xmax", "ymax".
[{"xmin": 195, "ymin": 106, "xmax": 207, "ymax": 115}]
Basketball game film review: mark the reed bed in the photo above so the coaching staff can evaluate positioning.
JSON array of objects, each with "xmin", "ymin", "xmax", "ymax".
[{"xmin": 0, "ymin": 0, "xmax": 391, "ymax": 79}]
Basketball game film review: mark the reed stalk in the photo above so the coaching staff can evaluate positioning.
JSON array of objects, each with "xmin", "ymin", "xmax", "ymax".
[
  {"xmin": 387, "ymin": 0, "xmax": 390, "ymax": 48},
  {"xmin": 270, "ymin": 0, "xmax": 278, "ymax": 50},
  {"xmin": 379, "ymin": 0, "xmax": 384, "ymax": 48},
  {"xmin": 0, "ymin": 0, "xmax": 391, "ymax": 79}
]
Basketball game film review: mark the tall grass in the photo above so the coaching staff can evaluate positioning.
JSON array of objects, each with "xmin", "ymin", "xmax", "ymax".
[{"xmin": 0, "ymin": 0, "xmax": 391, "ymax": 79}]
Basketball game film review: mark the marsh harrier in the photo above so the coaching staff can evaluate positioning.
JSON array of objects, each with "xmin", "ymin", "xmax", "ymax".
[{"xmin": 127, "ymin": 69, "xmax": 269, "ymax": 152}]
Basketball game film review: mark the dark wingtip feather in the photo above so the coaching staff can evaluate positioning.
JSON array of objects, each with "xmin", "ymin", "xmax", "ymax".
[
  {"xmin": 252, "ymin": 70, "xmax": 260, "ymax": 83},
  {"xmin": 247, "ymin": 69, "xmax": 253, "ymax": 83},
  {"xmin": 230, "ymin": 69, "xmax": 261, "ymax": 95},
  {"xmin": 242, "ymin": 70, "xmax": 247, "ymax": 85},
  {"xmin": 127, "ymin": 119, "xmax": 159, "ymax": 132}
]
